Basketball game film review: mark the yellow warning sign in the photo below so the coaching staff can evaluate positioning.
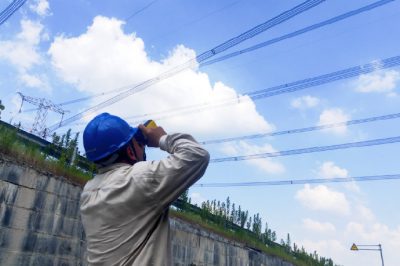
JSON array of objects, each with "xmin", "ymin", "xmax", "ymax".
[{"xmin": 350, "ymin": 243, "xmax": 358, "ymax": 251}]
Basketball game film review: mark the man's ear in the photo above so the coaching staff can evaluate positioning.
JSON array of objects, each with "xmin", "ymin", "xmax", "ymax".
[{"xmin": 126, "ymin": 145, "xmax": 137, "ymax": 161}]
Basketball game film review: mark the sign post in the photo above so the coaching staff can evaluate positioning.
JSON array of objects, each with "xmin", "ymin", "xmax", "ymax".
[{"xmin": 350, "ymin": 243, "xmax": 384, "ymax": 266}]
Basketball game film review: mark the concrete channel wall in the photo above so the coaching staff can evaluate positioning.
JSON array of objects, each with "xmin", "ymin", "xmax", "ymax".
[{"xmin": 0, "ymin": 156, "xmax": 294, "ymax": 266}]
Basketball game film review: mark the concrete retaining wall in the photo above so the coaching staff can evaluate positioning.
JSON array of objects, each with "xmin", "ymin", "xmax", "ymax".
[
  {"xmin": 171, "ymin": 218, "xmax": 294, "ymax": 266},
  {"xmin": 0, "ymin": 157, "xmax": 86, "ymax": 266},
  {"xmin": 0, "ymin": 156, "xmax": 294, "ymax": 266}
]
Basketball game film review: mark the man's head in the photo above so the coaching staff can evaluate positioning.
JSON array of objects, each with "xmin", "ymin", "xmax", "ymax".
[{"xmin": 83, "ymin": 113, "xmax": 145, "ymax": 166}]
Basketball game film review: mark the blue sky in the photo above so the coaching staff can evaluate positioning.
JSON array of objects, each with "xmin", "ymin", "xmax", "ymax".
[{"xmin": 1, "ymin": 0, "xmax": 400, "ymax": 265}]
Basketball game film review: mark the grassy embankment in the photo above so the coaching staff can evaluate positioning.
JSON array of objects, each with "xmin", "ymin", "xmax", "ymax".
[{"xmin": 0, "ymin": 124, "xmax": 91, "ymax": 185}]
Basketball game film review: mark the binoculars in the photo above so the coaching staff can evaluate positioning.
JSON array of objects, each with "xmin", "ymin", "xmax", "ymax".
[{"xmin": 134, "ymin": 120, "xmax": 157, "ymax": 145}]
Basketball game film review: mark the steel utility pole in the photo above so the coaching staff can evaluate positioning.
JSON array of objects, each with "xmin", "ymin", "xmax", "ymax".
[
  {"xmin": 350, "ymin": 243, "xmax": 384, "ymax": 266},
  {"xmin": 17, "ymin": 92, "xmax": 68, "ymax": 138}
]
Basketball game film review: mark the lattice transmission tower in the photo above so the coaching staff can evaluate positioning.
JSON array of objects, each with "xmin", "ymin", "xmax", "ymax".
[{"xmin": 17, "ymin": 92, "xmax": 68, "ymax": 138}]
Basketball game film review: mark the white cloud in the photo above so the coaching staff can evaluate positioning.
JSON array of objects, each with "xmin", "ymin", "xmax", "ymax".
[
  {"xmin": 296, "ymin": 191, "xmax": 396, "ymax": 265},
  {"xmin": 30, "ymin": 0, "xmax": 51, "ymax": 17},
  {"xmin": 317, "ymin": 108, "xmax": 350, "ymax": 135},
  {"xmin": 48, "ymin": 16, "xmax": 274, "ymax": 137},
  {"xmin": 318, "ymin": 161, "xmax": 348, "ymax": 179},
  {"xmin": 291, "ymin": 95, "xmax": 320, "ymax": 109},
  {"xmin": 300, "ymin": 239, "xmax": 344, "ymax": 256},
  {"xmin": 49, "ymin": 16, "xmax": 155, "ymax": 91},
  {"xmin": 354, "ymin": 204, "xmax": 375, "ymax": 222},
  {"xmin": 17, "ymin": 20, "xmax": 44, "ymax": 45},
  {"xmin": 302, "ymin": 218, "xmax": 335, "ymax": 233},
  {"xmin": 295, "ymin": 184, "xmax": 350, "ymax": 215},
  {"xmin": 355, "ymin": 70, "xmax": 400, "ymax": 95},
  {"xmin": 0, "ymin": 20, "xmax": 49, "ymax": 93},
  {"xmin": 317, "ymin": 161, "xmax": 361, "ymax": 192},
  {"xmin": 220, "ymin": 141, "xmax": 284, "ymax": 174},
  {"xmin": 190, "ymin": 192, "xmax": 206, "ymax": 206},
  {"xmin": 298, "ymin": 208, "xmax": 400, "ymax": 266},
  {"xmin": 343, "ymin": 180, "xmax": 361, "ymax": 193},
  {"xmin": 0, "ymin": 20, "xmax": 44, "ymax": 70},
  {"xmin": 346, "ymin": 222, "xmax": 400, "ymax": 247},
  {"xmin": 19, "ymin": 73, "xmax": 50, "ymax": 92}
]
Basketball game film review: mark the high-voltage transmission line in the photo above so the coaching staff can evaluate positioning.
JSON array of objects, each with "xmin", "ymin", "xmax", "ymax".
[
  {"xmin": 194, "ymin": 174, "xmax": 400, "ymax": 187},
  {"xmin": 17, "ymin": 92, "xmax": 68, "ymax": 138},
  {"xmin": 200, "ymin": 0, "xmax": 394, "ymax": 67},
  {"xmin": 210, "ymin": 135, "xmax": 400, "ymax": 163},
  {"xmin": 0, "ymin": 0, "xmax": 27, "ymax": 26},
  {"xmin": 29, "ymin": 0, "xmax": 391, "ymax": 114},
  {"xmin": 47, "ymin": 0, "xmax": 326, "ymax": 133},
  {"xmin": 200, "ymin": 112, "xmax": 400, "ymax": 145},
  {"xmin": 124, "ymin": 55, "xmax": 400, "ymax": 124},
  {"xmin": 125, "ymin": 0, "xmax": 160, "ymax": 21}
]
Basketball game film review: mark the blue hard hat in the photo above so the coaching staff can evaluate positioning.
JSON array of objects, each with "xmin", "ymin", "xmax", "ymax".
[{"xmin": 83, "ymin": 113, "xmax": 138, "ymax": 162}]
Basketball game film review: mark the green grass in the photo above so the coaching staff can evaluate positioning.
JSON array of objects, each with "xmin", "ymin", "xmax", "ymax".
[{"xmin": 0, "ymin": 125, "xmax": 91, "ymax": 185}]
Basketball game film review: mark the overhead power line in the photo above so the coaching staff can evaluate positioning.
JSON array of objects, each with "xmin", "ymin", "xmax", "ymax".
[
  {"xmin": 47, "ymin": 0, "xmax": 325, "ymax": 133},
  {"xmin": 27, "ymin": 1, "xmax": 243, "ymax": 113},
  {"xmin": 125, "ymin": 0, "xmax": 160, "ymax": 21},
  {"xmin": 200, "ymin": 111, "xmax": 400, "ymax": 145},
  {"xmin": 195, "ymin": 0, "xmax": 326, "ymax": 62},
  {"xmin": 123, "ymin": 55, "xmax": 400, "ymax": 124},
  {"xmin": 194, "ymin": 174, "xmax": 400, "ymax": 187},
  {"xmin": 200, "ymin": 0, "xmax": 394, "ymax": 67},
  {"xmin": 0, "ymin": 0, "xmax": 27, "ymax": 26},
  {"xmin": 210, "ymin": 135, "xmax": 400, "ymax": 163},
  {"xmin": 26, "ymin": 1, "xmax": 243, "ymax": 113},
  {"xmin": 32, "ymin": 0, "xmax": 387, "ymax": 111},
  {"xmin": 149, "ymin": 0, "xmax": 242, "ymax": 44}
]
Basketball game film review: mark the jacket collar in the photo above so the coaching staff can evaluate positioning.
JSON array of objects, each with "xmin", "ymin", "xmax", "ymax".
[{"xmin": 97, "ymin": 162, "xmax": 131, "ymax": 174}]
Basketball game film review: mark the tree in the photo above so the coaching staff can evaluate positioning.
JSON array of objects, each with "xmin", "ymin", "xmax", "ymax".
[
  {"xmin": 271, "ymin": 231, "xmax": 277, "ymax": 242},
  {"xmin": 178, "ymin": 189, "xmax": 190, "ymax": 211},
  {"xmin": 226, "ymin": 197, "xmax": 230, "ymax": 219},
  {"xmin": 293, "ymin": 242, "xmax": 298, "ymax": 253},
  {"xmin": 240, "ymin": 209, "xmax": 248, "ymax": 228},
  {"xmin": 246, "ymin": 216, "xmax": 252, "ymax": 230},
  {"xmin": 0, "ymin": 100, "xmax": 4, "ymax": 120},
  {"xmin": 49, "ymin": 129, "xmax": 79, "ymax": 166},
  {"xmin": 212, "ymin": 200, "xmax": 216, "ymax": 214},
  {"xmin": 285, "ymin": 233, "xmax": 292, "ymax": 252},
  {"xmin": 179, "ymin": 189, "xmax": 189, "ymax": 203},
  {"xmin": 230, "ymin": 203, "xmax": 236, "ymax": 223},
  {"xmin": 237, "ymin": 205, "xmax": 242, "ymax": 225},
  {"xmin": 263, "ymin": 222, "xmax": 273, "ymax": 244},
  {"xmin": 252, "ymin": 213, "xmax": 262, "ymax": 237}
]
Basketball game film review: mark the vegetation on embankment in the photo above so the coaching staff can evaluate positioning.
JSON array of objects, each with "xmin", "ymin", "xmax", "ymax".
[
  {"xmin": 0, "ymin": 123, "xmax": 92, "ymax": 185},
  {"xmin": 172, "ymin": 195, "xmax": 336, "ymax": 266},
  {"xmin": 171, "ymin": 210, "xmax": 305, "ymax": 266}
]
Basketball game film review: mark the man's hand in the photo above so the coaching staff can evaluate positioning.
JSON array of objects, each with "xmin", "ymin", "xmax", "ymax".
[{"xmin": 138, "ymin": 124, "xmax": 167, "ymax": 148}]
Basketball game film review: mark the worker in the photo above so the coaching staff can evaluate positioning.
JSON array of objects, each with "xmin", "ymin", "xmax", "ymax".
[{"xmin": 80, "ymin": 113, "xmax": 210, "ymax": 265}]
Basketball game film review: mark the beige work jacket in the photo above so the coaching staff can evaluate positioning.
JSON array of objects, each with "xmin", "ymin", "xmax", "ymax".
[{"xmin": 80, "ymin": 133, "xmax": 210, "ymax": 265}]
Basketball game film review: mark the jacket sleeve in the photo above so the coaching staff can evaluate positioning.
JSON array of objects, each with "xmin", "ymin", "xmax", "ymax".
[{"xmin": 137, "ymin": 133, "xmax": 210, "ymax": 211}]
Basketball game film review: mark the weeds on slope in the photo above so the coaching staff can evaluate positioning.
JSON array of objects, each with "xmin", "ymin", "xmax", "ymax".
[{"xmin": 0, "ymin": 124, "xmax": 92, "ymax": 185}]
